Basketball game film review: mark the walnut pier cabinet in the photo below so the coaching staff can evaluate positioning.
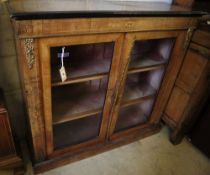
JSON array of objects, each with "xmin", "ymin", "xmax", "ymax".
[{"xmin": 7, "ymin": 0, "xmax": 204, "ymax": 173}]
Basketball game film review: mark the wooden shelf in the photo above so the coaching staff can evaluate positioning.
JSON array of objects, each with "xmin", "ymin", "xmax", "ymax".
[
  {"xmin": 52, "ymin": 73, "xmax": 107, "ymax": 87},
  {"xmin": 53, "ymin": 114, "xmax": 101, "ymax": 149},
  {"xmin": 124, "ymin": 66, "xmax": 165, "ymax": 105},
  {"xmin": 52, "ymin": 78, "xmax": 107, "ymax": 125},
  {"xmin": 51, "ymin": 59, "xmax": 111, "ymax": 85},
  {"xmin": 123, "ymin": 82, "xmax": 157, "ymax": 102},
  {"xmin": 51, "ymin": 42, "xmax": 114, "ymax": 86},
  {"xmin": 128, "ymin": 64, "xmax": 165, "ymax": 75},
  {"xmin": 115, "ymin": 104, "xmax": 148, "ymax": 132},
  {"xmin": 115, "ymin": 98, "xmax": 155, "ymax": 132},
  {"xmin": 129, "ymin": 54, "xmax": 167, "ymax": 70},
  {"xmin": 129, "ymin": 38, "xmax": 174, "ymax": 71},
  {"xmin": 122, "ymin": 94, "xmax": 155, "ymax": 108},
  {"xmin": 53, "ymin": 108, "xmax": 102, "ymax": 125}
]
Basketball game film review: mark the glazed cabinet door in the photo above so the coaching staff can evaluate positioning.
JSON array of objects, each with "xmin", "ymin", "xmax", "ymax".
[
  {"xmin": 108, "ymin": 31, "xmax": 188, "ymax": 140},
  {"xmin": 39, "ymin": 34, "xmax": 123, "ymax": 157}
]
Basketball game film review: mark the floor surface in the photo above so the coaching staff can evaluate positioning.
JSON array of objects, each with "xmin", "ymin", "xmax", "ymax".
[{"xmin": 1, "ymin": 127, "xmax": 210, "ymax": 175}]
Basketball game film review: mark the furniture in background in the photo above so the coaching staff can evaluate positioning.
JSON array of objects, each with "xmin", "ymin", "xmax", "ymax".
[
  {"xmin": 7, "ymin": 0, "xmax": 205, "ymax": 173},
  {"xmin": 164, "ymin": 18, "xmax": 210, "ymax": 143},
  {"xmin": 0, "ymin": 89, "xmax": 23, "ymax": 173},
  {"xmin": 188, "ymin": 97, "xmax": 210, "ymax": 158},
  {"xmin": 173, "ymin": 0, "xmax": 194, "ymax": 7},
  {"xmin": 193, "ymin": 0, "xmax": 210, "ymax": 13}
]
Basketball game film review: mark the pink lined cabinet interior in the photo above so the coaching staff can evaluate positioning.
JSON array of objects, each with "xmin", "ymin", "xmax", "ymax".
[
  {"xmin": 52, "ymin": 78, "xmax": 108, "ymax": 124},
  {"xmin": 49, "ymin": 39, "xmax": 117, "ymax": 152},
  {"xmin": 129, "ymin": 38, "xmax": 174, "ymax": 69},
  {"xmin": 115, "ymin": 98, "xmax": 155, "ymax": 132},
  {"xmin": 113, "ymin": 37, "xmax": 175, "ymax": 134},
  {"xmin": 54, "ymin": 113, "xmax": 102, "ymax": 149},
  {"xmin": 123, "ymin": 69, "xmax": 165, "ymax": 103},
  {"xmin": 51, "ymin": 42, "xmax": 114, "ymax": 85}
]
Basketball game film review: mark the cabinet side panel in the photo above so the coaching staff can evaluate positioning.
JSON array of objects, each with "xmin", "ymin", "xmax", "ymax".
[
  {"xmin": 170, "ymin": 60, "xmax": 210, "ymax": 143},
  {"xmin": 192, "ymin": 30, "xmax": 210, "ymax": 49},
  {"xmin": 150, "ymin": 31, "xmax": 187, "ymax": 124},
  {"xmin": 176, "ymin": 50, "xmax": 208, "ymax": 93},
  {"xmin": 165, "ymin": 86, "xmax": 190, "ymax": 123},
  {"xmin": 16, "ymin": 39, "xmax": 46, "ymax": 162}
]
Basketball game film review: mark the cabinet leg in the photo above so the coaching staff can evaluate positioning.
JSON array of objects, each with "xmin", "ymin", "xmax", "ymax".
[{"xmin": 170, "ymin": 130, "xmax": 185, "ymax": 145}]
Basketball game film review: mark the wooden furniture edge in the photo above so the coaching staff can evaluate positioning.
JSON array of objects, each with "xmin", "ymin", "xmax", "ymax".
[
  {"xmin": 170, "ymin": 61, "xmax": 210, "ymax": 144},
  {"xmin": 0, "ymin": 155, "xmax": 22, "ymax": 169},
  {"xmin": 192, "ymin": 30, "xmax": 210, "ymax": 49},
  {"xmin": 190, "ymin": 43, "xmax": 210, "ymax": 58},
  {"xmin": 162, "ymin": 114, "xmax": 177, "ymax": 129},
  {"xmin": 12, "ymin": 17, "xmax": 198, "ymax": 38},
  {"xmin": 14, "ymin": 37, "xmax": 46, "ymax": 162}
]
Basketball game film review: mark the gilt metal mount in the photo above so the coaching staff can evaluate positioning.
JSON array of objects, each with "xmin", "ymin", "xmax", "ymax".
[{"xmin": 24, "ymin": 38, "xmax": 35, "ymax": 69}]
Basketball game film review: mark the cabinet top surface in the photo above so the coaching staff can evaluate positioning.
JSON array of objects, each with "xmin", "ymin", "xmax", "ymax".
[{"xmin": 7, "ymin": 0, "xmax": 206, "ymax": 20}]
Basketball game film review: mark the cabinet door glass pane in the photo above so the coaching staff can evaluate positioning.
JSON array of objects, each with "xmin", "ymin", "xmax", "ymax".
[
  {"xmin": 115, "ymin": 37, "xmax": 175, "ymax": 133},
  {"xmin": 51, "ymin": 42, "xmax": 114, "ymax": 84},
  {"xmin": 115, "ymin": 98, "xmax": 155, "ymax": 132},
  {"xmin": 52, "ymin": 78, "xmax": 108, "ymax": 124},
  {"xmin": 50, "ymin": 42, "xmax": 114, "ymax": 149},
  {"xmin": 123, "ymin": 69, "xmax": 164, "ymax": 102},
  {"xmin": 54, "ymin": 114, "xmax": 102, "ymax": 149},
  {"xmin": 129, "ymin": 38, "xmax": 174, "ymax": 69}
]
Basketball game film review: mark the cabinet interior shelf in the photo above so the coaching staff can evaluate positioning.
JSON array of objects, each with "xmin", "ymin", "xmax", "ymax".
[
  {"xmin": 52, "ymin": 78, "xmax": 107, "ymax": 125},
  {"xmin": 53, "ymin": 108, "xmax": 102, "ymax": 125},
  {"xmin": 51, "ymin": 73, "xmax": 107, "ymax": 87},
  {"xmin": 122, "ymin": 94, "xmax": 155, "ymax": 108},
  {"xmin": 51, "ymin": 42, "xmax": 114, "ymax": 86},
  {"xmin": 51, "ymin": 63, "xmax": 164, "ymax": 87},
  {"xmin": 129, "ymin": 55, "xmax": 166, "ymax": 70},
  {"xmin": 123, "ymin": 81, "xmax": 157, "ymax": 101},
  {"xmin": 53, "ymin": 114, "xmax": 101, "ymax": 149},
  {"xmin": 128, "ymin": 64, "xmax": 165, "ymax": 75},
  {"xmin": 51, "ymin": 59, "xmax": 111, "ymax": 85},
  {"xmin": 115, "ymin": 97, "xmax": 155, "ymax": 132}
]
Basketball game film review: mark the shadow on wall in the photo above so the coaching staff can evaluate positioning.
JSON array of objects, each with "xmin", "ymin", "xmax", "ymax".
[{"xmin": 0, "ymin": 2, "xmax": 26, "ymax": 140}]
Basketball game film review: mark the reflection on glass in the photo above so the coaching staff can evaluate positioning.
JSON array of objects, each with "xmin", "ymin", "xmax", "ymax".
[
  {"xmin": 52, "ymin": 77, "xmax": 108, "ymax": 124},
  {"xmin": 54, "ymin": 114, "xmax": 102, "ymax": 149},
  {"xmin": 115, "ymin": 98, "xmax": 155, "ymax": 132},
  {"xmin": 129, "ymin": 38, "xmax": 175, "ymax": 69},
  {"xmin": 123, "ymin": 68, "xmax": 164, "ymax": 102},
  {"xmin": 50, "ymin": 42, "xmax": 114, "ymax": 149},
  {"xmin": 51, "ymin": 42, "xmax": 114, "ymax": 83},
  {"xmin": 115, "ymin": 38, "xmax": 175, "ymax": 133}
]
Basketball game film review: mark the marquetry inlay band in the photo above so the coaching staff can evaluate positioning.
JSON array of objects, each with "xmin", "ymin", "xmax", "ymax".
[{"xmin": 24, "ymin": 38, "xmax": 35, "ymax": 69}]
